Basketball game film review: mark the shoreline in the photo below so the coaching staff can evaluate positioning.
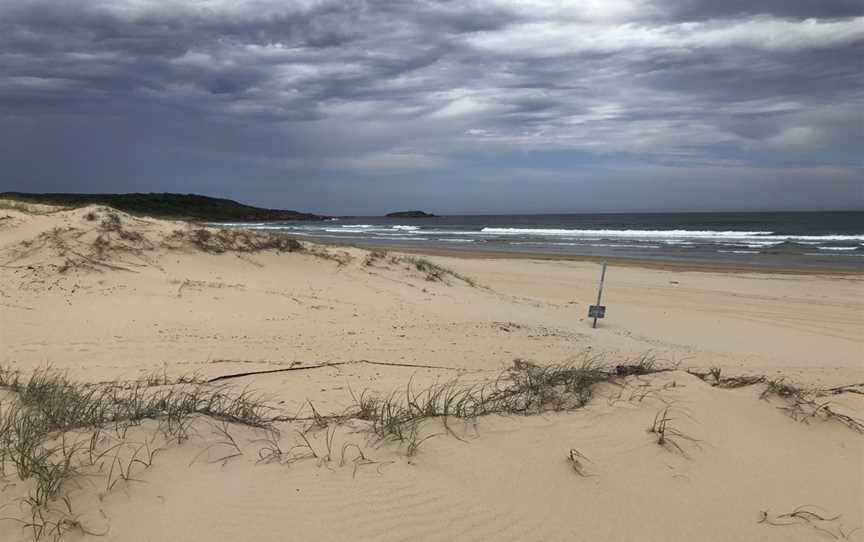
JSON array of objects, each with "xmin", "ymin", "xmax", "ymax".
[
  {"xmin": 296, "ymin": 236, "xmax": 864, "ymax": 276},
  {"xmin": 206, "ymin": 208, "xmax": 864, "ymax": 275}
]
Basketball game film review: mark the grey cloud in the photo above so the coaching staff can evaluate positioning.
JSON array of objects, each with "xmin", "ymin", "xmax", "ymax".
[
  {"xmin": 0, "ymin": 0, "xmax": 861, "ymax": 212},
  {"xmin": 653, "ymin": 0, "xmax": 864, "ymax": 21}
]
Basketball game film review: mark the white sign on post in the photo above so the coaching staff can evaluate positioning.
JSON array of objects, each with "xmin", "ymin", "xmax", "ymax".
[{"xmin": 588, "ymin": 262, "xmax": 607, "ymax": 328}]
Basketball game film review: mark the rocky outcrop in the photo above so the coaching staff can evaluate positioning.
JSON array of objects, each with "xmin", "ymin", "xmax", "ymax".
[{"xmin": 385, "ymin": 210, "xmax": 437, "ymax": 218}]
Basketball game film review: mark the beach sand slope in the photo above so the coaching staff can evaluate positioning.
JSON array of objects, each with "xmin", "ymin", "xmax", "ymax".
[{"xmin": 0, "ymin": 204, "xmax": 861, "ymax": 541}]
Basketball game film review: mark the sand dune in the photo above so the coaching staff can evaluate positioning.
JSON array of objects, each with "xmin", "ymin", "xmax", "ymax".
[{"xmin": 0, "ymin": 203, "xmax": 861, "ymax": 541}]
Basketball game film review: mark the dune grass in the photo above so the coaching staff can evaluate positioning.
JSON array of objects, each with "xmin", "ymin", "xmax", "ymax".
[
  {"xmin": 688, "ymin": 369, "xmax": 864, "ymax": 433},
  {"xmin": 364, "ymin": 250, "xmax": 477, "ymax": 286},
  {"xmin": 346, "ymin": 356, "xmax": 663, "ymax": 450},
  {"xmin": 402, "ymin": 256, "xmax": 477, "ymax": 286},
  {"xmin": 2, "ymin": 360, "xmax": 861, "ymax": 539},
  {"xmin": 760, "ymin": 505, "xmax": 859, "ymax": 540},
  {"xmin": 764, "ymin": 381, "xmax": 864, "ymax": 433},
  {"xmin": 165, "ymin": 227, "xmax": 303, "ymax": 254},
  {"xmin": 0, "ymin": 367, "xmax": 271, "ymax": 540},
  {"xmin": 0, "ymin": 199, "xmax": 64, "ymax": 215},
  {"xmin": 346, "ymin": 357, "xmax": 862, "ymax": 458},
  {"xmin": 648, "ymin": 406, "xmax": 700, "ymax": 457}
]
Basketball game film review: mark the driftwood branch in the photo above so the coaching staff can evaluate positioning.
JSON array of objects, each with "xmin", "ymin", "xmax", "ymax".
[{"xmin": 207, "ymin": 359, "xmax": 458, "ymax": 382}]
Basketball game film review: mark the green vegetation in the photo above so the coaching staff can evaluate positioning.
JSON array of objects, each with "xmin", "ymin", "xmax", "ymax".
[
  {"xmin": 164, "ymin": 227, "xmax": 304, "ymax": 254},
  {"xmin": 2, "ymin": 359, "xmax": 861, "ymax": 540},
  {"xmin": 0, "ymin": 192, "xmax": 326, "ymax": 222},
  {"xmin": 0, "ymin": 199, "xmax": 61, "ymax": 215},
  {"xmin": 0, "ymin": 368, "xmax": 270, "ymax": 539},
  {"xmin": 344, "ymin": 357, "xmax": 662, "ymax": 451},
  {"xmin": 364, "ymin": 250, "xmax": 477, "ymax": 286}
]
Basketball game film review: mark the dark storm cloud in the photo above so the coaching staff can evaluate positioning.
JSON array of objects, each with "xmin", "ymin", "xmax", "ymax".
[
  {"xmin": 652, "ymin": 0, "xmax": 864, "ymax": 21},
  {"xmin": 0, "ymin": 0, "xmax": 861, "ymax": 212}
]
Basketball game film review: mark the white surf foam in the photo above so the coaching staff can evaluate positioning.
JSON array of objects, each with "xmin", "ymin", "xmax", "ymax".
[
  {"xmin": 482, "ymin": 228, "xmax": 773, "ymax": 239},
  {"xmin": 588, "ymin": 243, "xmax": 661, "ymax": 249},
  {"xmin": 479, "ymin": 227, "xmax": 864, "ymax": 242}
]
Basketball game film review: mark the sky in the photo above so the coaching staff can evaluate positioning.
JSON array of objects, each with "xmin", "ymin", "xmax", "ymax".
[{"xmin": 1, "ymin": 0, "xmax": 862, "ymax": 215}]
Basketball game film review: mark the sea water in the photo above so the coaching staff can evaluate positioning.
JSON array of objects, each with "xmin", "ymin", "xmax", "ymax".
[{"xmin": 215, "ymin": 211, "xmax": 864, "ymax": 270}]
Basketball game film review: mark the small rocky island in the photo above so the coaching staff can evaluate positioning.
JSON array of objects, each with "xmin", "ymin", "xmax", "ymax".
[{"xmin": 385, "ymin": 210, "xmax": 437, "ymax": 218}]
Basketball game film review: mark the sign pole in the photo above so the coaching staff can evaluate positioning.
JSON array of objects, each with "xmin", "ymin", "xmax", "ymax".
[{"xmin": 592, "ymin": 261, "xmax": 607, "ymax": 329}]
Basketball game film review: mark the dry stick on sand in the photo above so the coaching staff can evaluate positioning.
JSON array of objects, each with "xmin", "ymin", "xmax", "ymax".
[{"xmin": 206, "ymin": 359, "xmax": 459, "ymax": 383}]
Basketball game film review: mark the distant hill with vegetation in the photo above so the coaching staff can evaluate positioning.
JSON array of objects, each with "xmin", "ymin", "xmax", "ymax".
[{"xmin": 0, "ymin": 192, "xmax": 327, "ymax": 222}]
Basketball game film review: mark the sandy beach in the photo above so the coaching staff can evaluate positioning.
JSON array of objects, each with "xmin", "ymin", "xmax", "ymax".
[{"xmin": 1, "ymin": 203, "xmax": 862, "ymax": 541}]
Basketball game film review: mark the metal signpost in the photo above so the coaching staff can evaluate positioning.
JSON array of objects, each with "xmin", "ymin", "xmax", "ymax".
[{"xmin": 589, "ymin": 262, "xmax": 607, "ymax": 328}]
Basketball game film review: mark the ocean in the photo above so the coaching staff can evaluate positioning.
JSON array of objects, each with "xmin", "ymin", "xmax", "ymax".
[{"xmin": 216, "ymin": 211, "xmax": 864, "ymax": 270}]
